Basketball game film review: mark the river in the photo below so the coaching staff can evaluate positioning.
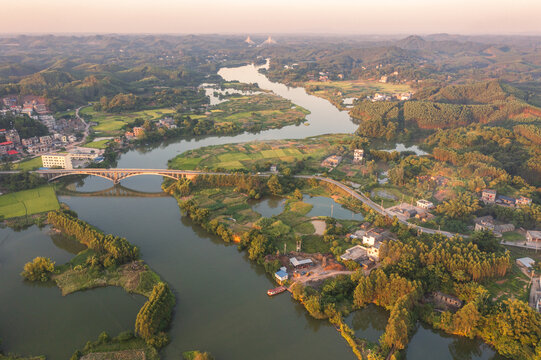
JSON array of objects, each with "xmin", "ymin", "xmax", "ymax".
[{"xmin": 0, "ymin": 62, "xmax": 501, "ymax": 359}]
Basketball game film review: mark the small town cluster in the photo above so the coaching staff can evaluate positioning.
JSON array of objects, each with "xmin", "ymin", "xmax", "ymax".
[{"xmin": 0, "ymin": 96, "xmax": 85, "ymax": 159}]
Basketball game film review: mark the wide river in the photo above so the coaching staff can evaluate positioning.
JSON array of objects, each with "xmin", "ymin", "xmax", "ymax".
[{"xmin": 0, "ymin": 63, "xmax": 501, "ymax": 359}]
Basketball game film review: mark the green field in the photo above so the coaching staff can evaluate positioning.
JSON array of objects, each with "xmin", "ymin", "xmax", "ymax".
[
  {"xmin": 80, "ymin": 107, "xmax": 176, "ymax": 135},
  {"xmin": 13, "ymin": 157, "xmax": 43, "ymax": 171},
  {"xmin": 83, "ymin": 139, "xmax": 111, "ymax": 149},
  {"xmin": 169, "ymin": 134, "xmax": 351, "ymax": 171},
  {"xmin": 0, "ymin": 185, "xmax": 59, "ymax": 219}
]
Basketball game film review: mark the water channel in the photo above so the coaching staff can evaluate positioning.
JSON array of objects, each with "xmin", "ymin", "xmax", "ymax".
[{"xmin": 0, "ymin": 62, "xmax": 502, "ymax": 359}]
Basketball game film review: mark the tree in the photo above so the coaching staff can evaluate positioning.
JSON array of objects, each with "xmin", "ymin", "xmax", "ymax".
[
  {"xmin": 21, "ymin": 257, "xmax": 55, "ymax": 282},
  {"xmin": 436, "ymin": 193, "xmax": 480, "ymax": 220},
  {"xmin": 267, "ymin": 175, "xmax": 283, "ymax": 195},
  {"xmin": 293, "ymin": 188, "xmax": 303, "ymax": 200},
  {"xmin": 453, "ymin": 302, "xmax": 481, "ymax": 338}
]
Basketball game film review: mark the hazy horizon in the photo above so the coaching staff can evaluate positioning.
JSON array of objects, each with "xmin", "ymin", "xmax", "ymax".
[{"xmin": 2, "ymin": 0, "xmax": 540, "ymax": 35}]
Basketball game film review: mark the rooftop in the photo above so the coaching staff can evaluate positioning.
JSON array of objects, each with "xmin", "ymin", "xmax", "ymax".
[{"xmin": 290, "ymin": 257, "xmax": 313, "ymax": 267}]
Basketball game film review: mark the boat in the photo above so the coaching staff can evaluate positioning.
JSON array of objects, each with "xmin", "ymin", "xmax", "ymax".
[{"xmin": 267, "ymin": 286, "xmax": 287, "ymax": 296}]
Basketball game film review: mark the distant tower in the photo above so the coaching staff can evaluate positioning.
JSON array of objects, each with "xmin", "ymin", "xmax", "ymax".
[
  {"xmin": 244, "ymin": 36, "xmax": 254, "ymax": 45},
  {"xmin": 261, "ymin": 36, "xmax": 277, "ymax": 45}
]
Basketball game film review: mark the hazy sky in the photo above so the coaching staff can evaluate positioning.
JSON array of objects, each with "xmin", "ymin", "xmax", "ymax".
[{"xmin": 2, "ymin": 0, "xmax": 540, "ymax": 35}]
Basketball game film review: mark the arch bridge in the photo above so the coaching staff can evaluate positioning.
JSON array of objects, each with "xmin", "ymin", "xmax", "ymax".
[{"xmin": 34, "ymin": 168, "xmax": 210, "ymax": 184}]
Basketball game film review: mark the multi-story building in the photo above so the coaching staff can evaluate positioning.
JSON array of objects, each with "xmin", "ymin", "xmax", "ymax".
[
  {"xmin": 39, "ymin": 136, "xmax": 53, "ymax": 145},
  {"xmin": 5, "ymin": 129, "xmax": 21, "ymax": 145},
  {"xmin": 517, "ymin": 196, "xmax": 532, "ymax": 206},
  {"xmin": 133, "ymin": 127, "xmax": 145, "ymax": 137},
  {"xmin": 416, "ymin": 199, "xmax": 434, "ymax": 210},
  {"xmin": 41, "ymin": 153, "xmax": 73, "ymax": 169},
  {"xmin": 353, "ymin": 149, "xmax": 364, "ymax": 162},
  {"xmin": 481, "ymin": 189, "xmax": 497, "ymax": 203}
]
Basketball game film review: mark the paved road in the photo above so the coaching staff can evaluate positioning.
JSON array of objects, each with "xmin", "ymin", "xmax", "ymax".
[{"xmin": 296, "ymin": 175, "xmax": 458, "ymax": 238}]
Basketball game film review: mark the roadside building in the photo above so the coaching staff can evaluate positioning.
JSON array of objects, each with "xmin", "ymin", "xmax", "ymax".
[
  {"xmin": 41, "ymin": 153, "xmax": 73, "ymax": 169},
  {"xmin": 353, "ymin": 149, "xmax": 364, "ymax": 163},
  {"xmin": 270, "ymin": 165, "xmax": 278, "ymax": 173},
  {"xmin": 481, "ymin": 189, "xmax": 496, "ymax": 203},
  {"xmin": 290, "ymin": 257, "xmax": 313, "ymax": 269},
  {"xmin": 416, "ymin": 199, "xmax": 434, "ymax": 210},
  {"xmin": 527, "ymin": 231, "xmax": 541, "ymax": 243}
]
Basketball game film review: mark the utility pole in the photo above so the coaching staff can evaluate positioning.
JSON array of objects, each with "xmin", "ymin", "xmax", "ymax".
[{"xmin": 284, "ymin": 243, "xmax": 287, "ymax": 254}]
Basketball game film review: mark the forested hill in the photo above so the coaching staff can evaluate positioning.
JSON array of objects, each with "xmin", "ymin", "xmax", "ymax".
[
  {"xmin": 414, "ymin": 80, "xmax": 526, "ymax": 104},
  {"xmin": 351, "ymin": 81, "xmax": 541, "ymax": 133}
]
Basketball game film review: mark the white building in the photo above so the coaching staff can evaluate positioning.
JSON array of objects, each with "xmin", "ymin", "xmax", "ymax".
[
  {"xmin": 367, "ymin": 242, "xmax": 382, "ymax": 260},
  {"xmin": 353, "ymin": 149, "xmax": 364, "ymax": 162},
  {"xmin": 416, "ymin": 199, "xmax": 434, "ymax": 210},
  {"xmin": 363, "ymin": 229, "xmax": 384, "ymax": 246},
  {"xmin": 41, "ymin": 153, "xmax": 73, "ymax": 169}
]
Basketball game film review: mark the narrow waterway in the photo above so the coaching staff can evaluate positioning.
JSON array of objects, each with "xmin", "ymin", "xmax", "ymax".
[{"xmin": 0, "ymin": 62, "xmax": 501, "ymax": 359}]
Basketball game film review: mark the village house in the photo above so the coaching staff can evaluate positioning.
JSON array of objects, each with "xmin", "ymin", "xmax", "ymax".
[
  {"xmin": 353, "ymin": 149, "xmax": 364, "ymax": 163},
  {"xmin": 133, "ymin": 127, "xmax": 145, "ymax": 137},
  {"xmin": 516, "ymin": 196, "xmax": 532, "ymax": 206},
  {"xmin": 5, "ymin": 129, "xmax": 21, "ymax": 145},
  {"xmin": 0, "ymin": 141, "xmax": 14, "ymax": 155},
  {"xmin": 527, "ymin": 231, "xmax": 541, "ymax": 243},
  {"xmin": 367, "ymin": 242, "xmax": 381, "ymax": 260},
  {"xmin": 321, "ymin": 155, "xmax": 342, "ymax": 169},
  {"xmin": 21, "ymin": 137, "xmax": 38, "ymax": 147},
  {"xmin": 363, "ymin": 228, "xmax": 385, "ymax": 246},
  {"xmin": 340, "ymin": 245, "xmax": 368, "ymax": 262},
  {"xmin": 274, "ymin": 267, "xmax": 288, "ymax": 283},
  {"xmin": 481, "ymin": 189, "xmax": 497, "ymax": 203},
  {"xmin": 432, "ymin": 292, "xmax": 463, "ymax": 309},
  {"xmin": 497, "ymin": 195, "xmax": 516, "ymax": 207},
  {"xmin": 416, "ymin": 199, "xmax": 434, "ymax": 210},
  {"xmin": 39, "ymin": 135, "xmax": 53, "ymax": 145},
  {"xmin": 158, "ymin": 117, "xmax": 177, "ymax": 129}
]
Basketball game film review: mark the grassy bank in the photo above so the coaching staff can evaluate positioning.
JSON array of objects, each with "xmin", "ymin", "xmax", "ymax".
[
  {"xmin": 54, "ymin": 255, "xmax": 161, "ymax": 297},
  {"xmin": 0, "ymin": 185, "xmax": 59, "ymax": 219}
]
